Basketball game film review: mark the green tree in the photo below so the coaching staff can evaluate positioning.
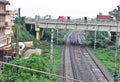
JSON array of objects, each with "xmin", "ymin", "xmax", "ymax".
[
  {"xmin": 0, "ymin": 54, "xmax": 58, "ymax": 82},
  {"xmin": 12, "ymin": 17, "xmax": 39, "ymax": 47},
  {"xmin": 85, "ymin": 31, "xmax": 113, "ymax": 48},
  {"xmin": 0, "ymin": 40, "xmax": 61, "ymax": 82},
  {"xmin": 109, "ymin": 5, "xmax": 120, "ymax": 21},
  {"xmin": 4, "ymin": 16, "xmax": 61, "ymax": 82}
]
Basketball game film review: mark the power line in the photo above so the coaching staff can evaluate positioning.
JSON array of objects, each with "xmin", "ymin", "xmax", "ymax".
[{"xmin": 0, "ymin": 61, "xmax": 83, "ymax": 82}]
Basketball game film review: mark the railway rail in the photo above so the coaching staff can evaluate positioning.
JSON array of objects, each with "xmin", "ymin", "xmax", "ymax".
[{"xmin": 59, "ymin": 30, "xmax": 114, "ymax": 82}]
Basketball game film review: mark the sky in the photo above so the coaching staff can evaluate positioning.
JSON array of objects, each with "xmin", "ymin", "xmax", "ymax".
[{"xmin": 8, "ymin": 0, "xmax": 120, "ymax": 19}]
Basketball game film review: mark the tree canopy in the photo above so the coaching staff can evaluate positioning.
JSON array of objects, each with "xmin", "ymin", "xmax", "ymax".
[
  {"xmin": 0, "ymin": 54, "xmax": 58, "ymax": 82},
  {"xmin": 109, "ymin": 5, "xmax": 120, "ymax": 21}
]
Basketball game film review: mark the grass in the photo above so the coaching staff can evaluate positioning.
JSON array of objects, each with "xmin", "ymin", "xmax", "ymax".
[{"xmin": 92, "ymin": 46, "xmax": 118, "ymax": 76}]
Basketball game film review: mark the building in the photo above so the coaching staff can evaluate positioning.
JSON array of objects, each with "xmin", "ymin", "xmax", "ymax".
[
  {"xmin": 97, "ymin": 15, "xmax": 112, "ymax": 21},
  {"xmin": 0, "ymin": 0, "xmax": 15, "ymax": 48},
  {"xmin": 96, "ymin": 13, "xmax": 113, "ymax": 22},
  {"xmin": 57, "ymin": 16, "xmax": 66, "ymax": 21}
]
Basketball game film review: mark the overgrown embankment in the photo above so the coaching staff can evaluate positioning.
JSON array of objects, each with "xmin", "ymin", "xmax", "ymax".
[
  {"xmin": 0, "ymin": 17, "xmax": 62, "ymax": 82},
  {"xmin": 85, "ymin": 31, "xmax": 117, "ymax": 76},
  {"xmin": 12, "ymin": 17, "xmax": 39, "ymax": 46},
  {"xmin": 92, "ymin": 46, "xmax": 119, "ymax": 76}
]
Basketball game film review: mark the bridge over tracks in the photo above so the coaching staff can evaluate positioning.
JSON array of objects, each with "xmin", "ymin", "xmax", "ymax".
[
  {"xmin": 25, "ymin": 18, "xmax": 120, "ymax": 45},
  {"xmin": 25, "ymin": 18, "xmax": 120, "ymax": 32}
]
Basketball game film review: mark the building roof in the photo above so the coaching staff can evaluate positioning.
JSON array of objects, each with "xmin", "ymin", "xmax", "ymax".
[
  {"xmin": 0, "ymin": 0, "xmax": 10, "ymax": 5},
  {"xmin": 0, "ymin": 11, "xmax": 7, "ymax": 15},
  {"xmin": 97, "ymin": 15, "xmax": 111, "ymax": 20},
  {"xmin": 6, "ymin": 10, "xmax": 16, "ymax": 15}
]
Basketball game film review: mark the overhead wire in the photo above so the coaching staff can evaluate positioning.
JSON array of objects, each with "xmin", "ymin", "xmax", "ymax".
[{"xmin": 0, "ymin": 61, "xmax": 83, "ymax": 82}]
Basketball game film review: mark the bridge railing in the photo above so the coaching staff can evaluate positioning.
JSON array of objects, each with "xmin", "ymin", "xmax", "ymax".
[{"xmin": 25, "ymin": 18, "xmax": 120, "ymax": 26}]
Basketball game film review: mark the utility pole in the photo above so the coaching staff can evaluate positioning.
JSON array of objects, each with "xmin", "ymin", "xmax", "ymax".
[
  {"xmin": 114, "ymin": 21, "xmax": 119, "ymax": 82},
  {"xmin": 16, "ymin": 8, "xmax": 20, "ymax": 57},
  {"xmin": 57, "ymin": 28, "xmax": 59, "ymax": 45},
  {"xmin": 50, "ymin": 29, "xmax": 54, "ymax": 73},
  {"xmin": 16, "ymin": 25, "xmax": 19, "ymax": 56},
  {"xmin": 94, "ymin": 30, "xmax": 96, "ymax": 49},
  {"xmin": 18, "ymin": 8, "xmax": 21, "ymax": 17},
  {"xmin": 117, "ymin": 22, "xmax": 120, "ymax": 80}
]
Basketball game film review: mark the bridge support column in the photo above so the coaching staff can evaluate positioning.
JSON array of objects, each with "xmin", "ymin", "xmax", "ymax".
[
  {"xmin": 111, "ymin": 32, "xmax": 116, "ymax": 43},
  {"xmin": 35, "ymin": 27, "xmax": 40, "ymax": 40},
  {"xmin": 116, "ymin": 32, "xmax": 120, "ymax": 46},
  {"xmin": 41, "ymin": 28, "xmax": 44, "ymax": 39},
  {"xmin": 30, "ymin": 24, "xmax": 34, "ymax": 31}
]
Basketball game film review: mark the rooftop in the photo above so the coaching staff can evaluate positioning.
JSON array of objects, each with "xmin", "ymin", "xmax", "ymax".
[
  {"xmin": 96, "ymin": 15, "xmax": 111, "ymax": 20},
  {"xmin": 0, "ymin": 0, "xmax": 10, "ymax": 5}
]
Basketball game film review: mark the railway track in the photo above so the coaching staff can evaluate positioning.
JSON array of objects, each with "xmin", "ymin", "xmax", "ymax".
[{"xmin": 59, "ymin": 30, "xmax": 114, "ymax": 82}]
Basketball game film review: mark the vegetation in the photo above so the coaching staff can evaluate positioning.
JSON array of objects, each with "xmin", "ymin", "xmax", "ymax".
[
  {"xmin": 84, "ymin": 31, "xmax": 113, "ymax": 48},
  {"xmin": 85, "ymin": 30, "xmax": 118, "ymax": 76},
  {"xmin": 43, "ymin": 28, "xmax": 71, "ymax": 44},
  {"xmin": 0, "ymin": 43, "xmax": 61, "ymax": 82},
  {"xmin": 92, "ymin": 46, "xmax": 120, "ymax": 76},
  {"xmin": 2, "ymin": 16, "xmax": 116, "ymax": 81},
  {"xmin": 0, "ymin": 17, "xmax": 61, "ymax": 82},
  {"xmin": 12, "ymin": 17, "xmax": 39, "ymax": 46},
  {"xmin": 109, "ymin": 5, "xmax": 120, "ymax": 21}
]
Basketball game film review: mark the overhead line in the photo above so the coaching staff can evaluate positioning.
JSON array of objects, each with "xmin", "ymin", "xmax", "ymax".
[{"xmin": 0, "ymin": 61, "xmax": 83, "ymax": 82}]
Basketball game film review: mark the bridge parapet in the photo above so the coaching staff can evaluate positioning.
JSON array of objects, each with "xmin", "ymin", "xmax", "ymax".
[
  {"xmin": 25, "ymin": 18, "xmax": 119, "ymax": 25},
  {"xmin": 25, "ymin": 18, "xmax": 120, "ymax": 45},
  {"xmin": 25, "ymin": 18, "xmax": 120, "ymax": 32}
]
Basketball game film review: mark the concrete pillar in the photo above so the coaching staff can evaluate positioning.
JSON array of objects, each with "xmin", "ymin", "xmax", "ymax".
[
  {"xmin": 35, "ymin": 18, "xmax": 40, "ymax": 40},
  {"xmin": 41, "ymin": 28, "xmax": 44, "ymax": 39},
  {"xmin": 116, "ymin": 32, "xmax": 120, "ymax": 46},
  {"xmin": 30, "ymin": 24, "xmax": 33, "ymax": 31},
  {"xmin": 35, "ymin": 27, "xmax": 40, "ymax": 40},
  {"xmin": 111, "ymin": 32, "xmax": 116, "ymax": 43}
]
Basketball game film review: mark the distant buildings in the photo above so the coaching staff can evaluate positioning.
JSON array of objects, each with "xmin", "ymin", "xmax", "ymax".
[
  {"xmin": 0, "ymin": 0, "xmax": 16, "ymax": 47},
  {"xmin": 96, "ymin": 13, "xmax": 113, "ymax": 21}
]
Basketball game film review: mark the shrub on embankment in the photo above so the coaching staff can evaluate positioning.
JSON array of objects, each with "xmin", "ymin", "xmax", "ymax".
[
  {"xmin": 84, "ymin": 31, "xmax": 113, "ymax": 48},
  {"xmin": 92, "ymin": 46, "xmax": 119, "ymax": 76},
  {"xmin": 0, "ymin": 17, "xmax": 61, "ymax": 82},
  {"xmin": 12, "ymin": 17, "xmax": 39, "ymax": 47}
]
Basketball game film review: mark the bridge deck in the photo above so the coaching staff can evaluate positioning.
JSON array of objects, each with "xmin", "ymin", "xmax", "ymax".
[{"xmin": 25, "ymin": 18, "xmax": 120, "ymax": 32}]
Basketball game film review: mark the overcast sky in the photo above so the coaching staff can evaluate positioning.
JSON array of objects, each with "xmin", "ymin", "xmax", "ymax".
[{"xmin": 8, "ymin": 0, "xmax": 120, "ymax": 19}]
